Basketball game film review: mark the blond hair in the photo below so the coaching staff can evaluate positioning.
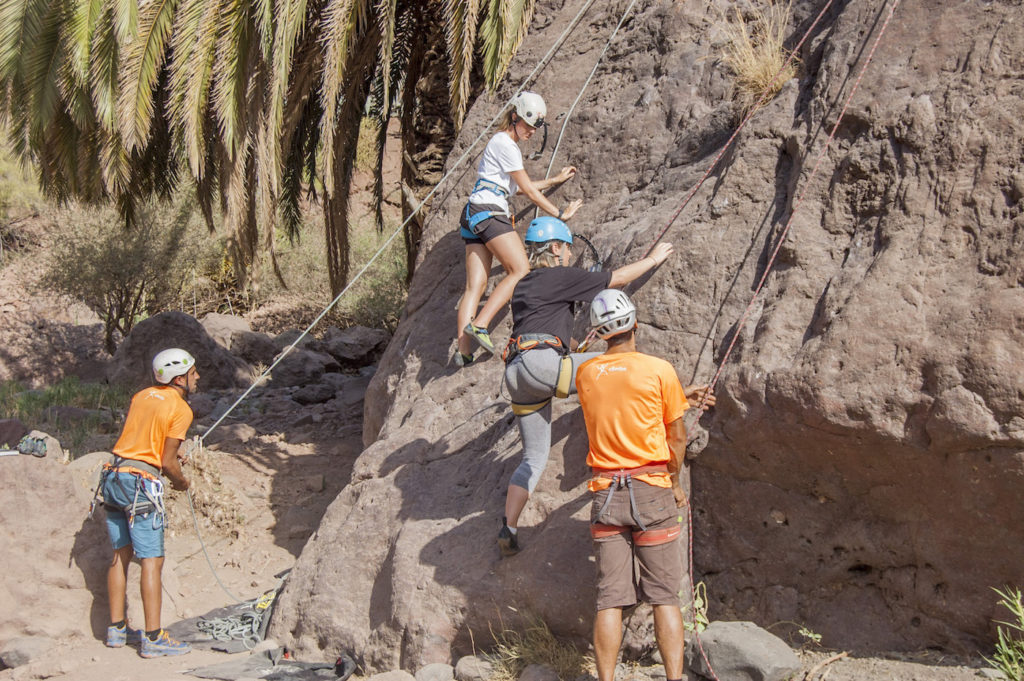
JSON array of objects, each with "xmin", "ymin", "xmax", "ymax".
[
  {"xmin": 498, "ymin": 109, "xmax": 515, "ymax": 132},
  {"xmin": 527, "ymin": 242, "xmax": 561, "ymax": 269}
]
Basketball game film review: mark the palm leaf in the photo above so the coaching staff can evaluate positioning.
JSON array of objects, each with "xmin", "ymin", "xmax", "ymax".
[
  {"xmin": 211, "ymin": 0, "xmax": 253, "ymax": 158},
  {"xmin": 24, "ymin": 0, "xmax": 65, "ymax": 136},
  {"xmin": 494, "ymin": 0, "xmax": 535, "ymax": 87},
  {"xmin": 111, "ymin": 0, "xmax": 136, "ymax": 42},
  {"xmin": 374, "ymin": 0, "xmax": 396, "ymax": 108},
  {"xmin": 62, "ymin": 0, "xmax": 103, "ymax": 87},
  {"xmin": 118, "ymin": 0, "xmax": 177, "ymax": 150},
  {"xmin": 323, "ymin": 26, "xmax": 376, "ymax": 294},
  {"xmin": 256, "ymin": 0, "xmax": 309, "ymax": 246},
  {"xmin": 89, "ymin": 1, "xmax": 119, "ymax": 132},
  {"xmin": 171, "ymin": 0, "xmax": 218, "ymax": 175},
  {"xmin": 319, "ymin": 0, "xmax": 374, "ymax": 194},
  {"xmin": 442, "ymin": 0, "xmax": 479, "ymax": 128},
  {"xmin": 0, "ymin": 0, "xmax": 47, "ymax": 82},
  {"xmin": 97, "ymin": 126, "xmax": 129, "ymax": 195}
]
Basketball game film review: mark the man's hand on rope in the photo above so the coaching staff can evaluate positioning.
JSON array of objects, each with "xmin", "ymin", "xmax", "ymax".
[{"xmin": 684, "ymin": 384, "xmax": 716, "ymax": 411}]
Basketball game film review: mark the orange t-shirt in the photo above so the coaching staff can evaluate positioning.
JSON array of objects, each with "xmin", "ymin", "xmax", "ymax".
[
  {"xmin": 112, "ymin": 385, "xmax": 193, "ymax": 470},
  {"xmin": 575, "ymin": 352, "xmax": 688, "ymax": 491}
]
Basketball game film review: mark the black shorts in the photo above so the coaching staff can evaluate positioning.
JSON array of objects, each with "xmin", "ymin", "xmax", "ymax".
[{"xmin": 460, "ymin": 202, "xmax": 515, "ymax": 244}]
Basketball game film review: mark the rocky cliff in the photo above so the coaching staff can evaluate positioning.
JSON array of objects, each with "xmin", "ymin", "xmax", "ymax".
[{"xmin": 270, "ymin": 0, "xmax": 1024, "ymax": 668}]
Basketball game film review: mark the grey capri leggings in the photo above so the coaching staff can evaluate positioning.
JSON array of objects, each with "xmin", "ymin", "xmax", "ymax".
[{"xmin": 504, "ymin": 346, "xmax": 603, "ymax": 492}]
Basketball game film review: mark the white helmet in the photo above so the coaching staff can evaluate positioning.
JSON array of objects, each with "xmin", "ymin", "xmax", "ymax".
[
  {"xmin": 511, "ymin": 91, "xmax": 546, "ymax": 127},
  {"xmin": 153, "ymin": 348, "xmax": 196, "ymax": 384},
  {"xmin": 590, "ymin": 289, "xmax": 637, "ymax": 340}
]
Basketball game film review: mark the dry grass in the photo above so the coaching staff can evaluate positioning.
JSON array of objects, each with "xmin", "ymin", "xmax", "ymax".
[
  {"xmin": 718, "ymin": 0, "xmax": 799, "ymax": 114},
  {"xmin": 489, "ymin": 617, "xmax": 592, "ymax": 681},
  {"xmin": 164, "ymin": 440, "xmax": 245, "ymax": 534}
]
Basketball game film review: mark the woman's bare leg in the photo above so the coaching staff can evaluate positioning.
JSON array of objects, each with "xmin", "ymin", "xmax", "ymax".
[
  {"xmin": 472, "ymin": 231, "xmax": 530, "ymax": 329},
  {"xmin": 458, "ymin": 243, "xmax": 493, "ymax": 356}
]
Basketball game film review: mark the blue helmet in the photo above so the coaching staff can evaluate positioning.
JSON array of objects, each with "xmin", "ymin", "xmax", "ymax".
[{"xmin": 524, "ymin": 216, "xmax": 573, "ymax": 244}]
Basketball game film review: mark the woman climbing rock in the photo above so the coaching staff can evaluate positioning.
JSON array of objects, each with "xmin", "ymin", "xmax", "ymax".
[
  {"xmin": 457, "ymin": 91, "xmax": 583, "ymax": 365},
  {"xmin": 498, "ymin": 216, "xmax": 674, "ymax": 555}
]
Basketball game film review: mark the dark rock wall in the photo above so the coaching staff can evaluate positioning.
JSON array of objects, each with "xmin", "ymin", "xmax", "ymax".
[{"xmin": 271, "ymin": 0, "xmax": 1024, "ymax": 668}]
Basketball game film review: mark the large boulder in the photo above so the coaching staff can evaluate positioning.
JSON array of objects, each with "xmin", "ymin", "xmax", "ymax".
[
  {"xmin": 323, "ymin": 326, "xmax": 391, "ymax": 366},
  {"xmin": 0, "ymin": 452, "xmax": 109, "ymax": 644},
  {"xmin": 271, "ymin": 0, "xmax": 1024, "ymax": 671},
  {"xmin": 107, "ymin": 311, "xmax": 253, "ymax": 390},
  {"xmin": 201, "ymin": 312, "xmax": 252, "ymax": 350}
]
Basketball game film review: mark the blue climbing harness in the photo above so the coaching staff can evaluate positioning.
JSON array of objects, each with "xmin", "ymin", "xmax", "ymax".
[{"xmin": 463, "ymin": 179, "xmax": 511, "ymax": 236}]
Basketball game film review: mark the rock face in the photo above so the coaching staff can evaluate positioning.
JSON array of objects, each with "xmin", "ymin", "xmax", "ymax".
[{"xmin": 271, "ymin": 0, "xmax": 1024, "ymax": 670}]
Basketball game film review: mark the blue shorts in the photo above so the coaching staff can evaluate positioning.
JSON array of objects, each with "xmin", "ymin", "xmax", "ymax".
[{"xmin": 102, "ymin": 471, "xmax": 165, "ymax": 559}]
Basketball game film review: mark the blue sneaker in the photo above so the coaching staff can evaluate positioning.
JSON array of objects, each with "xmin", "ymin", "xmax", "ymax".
[
  {"xmin": 140, "ymin": 630, "xmax": 191, "ymax": 658},
  {"xmin": 106, "ymin": 623, "xmax": 143, "ymax": 648}
]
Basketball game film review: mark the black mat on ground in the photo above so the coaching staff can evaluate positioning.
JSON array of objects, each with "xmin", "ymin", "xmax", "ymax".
[{"xmin": 188, "ymin": 648, "xmax": 356, "ymax": 681}]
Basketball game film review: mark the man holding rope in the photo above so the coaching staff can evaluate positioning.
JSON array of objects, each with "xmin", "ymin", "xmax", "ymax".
[
  {"xmin": 575, "ymin": 290, "xmax": 714, "ymax": 681},
  {"xmin": 99, "ymin": 348, "xmax": 196, "ymax": 658}
]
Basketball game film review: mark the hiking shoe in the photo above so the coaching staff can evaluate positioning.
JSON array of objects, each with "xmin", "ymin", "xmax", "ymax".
[
  {"xmin": 498, "ymin": 522, "xmax": 520, "ymax": 556},
  {"xmin": 464, "ymin": 323, "xmax": 495, "ymax": 354},
  {"xmin": 140, "ymin": 630, "xmax": 191, "ymax": 659},
  {"xmin": 106, "ymin": 623, "xmax": 143, "ymax": 648}
]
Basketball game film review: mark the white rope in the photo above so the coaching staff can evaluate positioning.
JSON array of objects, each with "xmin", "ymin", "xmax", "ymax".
[{"xmin": 545, "ymin": 0, "xmax": 640, "ymax": 180}]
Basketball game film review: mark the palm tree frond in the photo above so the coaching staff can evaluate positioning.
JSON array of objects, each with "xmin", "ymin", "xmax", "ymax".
[
  {"xmin": 118, "ymin": 0, "xmax": 177, "ymax": 150},
  {"xmin": 89, "ymin": 2, "xmax": 120, "ymax": 132},
  {"xmin": 0, "ymin": 0, "xmax": 47, "ymax": 82},
  {"xmin": 442, "ymin": 0, "xmax": 479, "ymax": 128},
  {"xmin": 169, "ymin": 0, "xmax": 218, "ymax": 175},
  {"xmin": 211, "ymin": 0, "xmax": 253, "ymax": 158}
]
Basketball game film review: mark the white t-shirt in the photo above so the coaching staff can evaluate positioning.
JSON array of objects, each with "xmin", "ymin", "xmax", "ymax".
[{"xmin": 470, "ymin": 132, "xmax": 523, "ymax": 213}]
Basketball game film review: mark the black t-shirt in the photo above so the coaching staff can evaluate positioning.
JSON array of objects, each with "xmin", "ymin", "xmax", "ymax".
[{"xmin": 510, "ymin": 267, "xmax": 613, "ymax": 349}]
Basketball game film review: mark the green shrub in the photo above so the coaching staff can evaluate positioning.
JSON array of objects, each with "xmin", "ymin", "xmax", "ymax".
[
  {"xmin": 987, "ymin": 586, "xmax": 1024, "ymax": 681},
  {"xmin": 39, "ymin": 200, "xmax": 200, "ymax": 353}
]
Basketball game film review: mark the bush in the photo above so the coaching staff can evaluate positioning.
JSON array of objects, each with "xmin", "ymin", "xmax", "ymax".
[
  {"xmin": 718, "ymin": 0, "xmax": 799, "ymax": 114},
  {"xmin": 40, "ymin": 201, "xmax": 200, "ymax": 353},
  {"xmin": 987, "ymin": 586, "xmax": 1024, "ymax": 681}
]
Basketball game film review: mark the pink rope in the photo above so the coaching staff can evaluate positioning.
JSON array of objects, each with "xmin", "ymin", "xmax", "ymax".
[{"xmin": 687, "ymin": 3, "xmax": 902, "ymax": 678}]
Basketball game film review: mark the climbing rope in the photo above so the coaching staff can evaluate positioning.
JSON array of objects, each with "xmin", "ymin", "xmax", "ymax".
[
  {"xmin": 185, "ymin": 0, "xmax": 604, "ymax": 604},
  {"xmin": 685, "ymin": 2, "xmax": 903, "ymax": 678},
  {"xmin": 195, "ymin": 590, "xmax": 277, "ymax": 649},
  {"xmin": 702, "ymin": 0, "xmax": 901, "ymax": 399}
]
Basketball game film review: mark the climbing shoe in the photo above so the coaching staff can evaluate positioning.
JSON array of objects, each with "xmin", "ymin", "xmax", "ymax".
[
  {"xmin": 464, "ymin": 323, "xmax": 496, "ymax": 354},
  {"xmin": 106, "ymin": 623, "xmax": 143, "ymax": 648},
  {"xmin": 498, "ymin": 519, "xmax": 519, "ymax": 556},
  {"xmin": 454, "ymin": 351, "xmax": 475, "ymax": 368},
  {"xmin": 140, "ymin": 630, "xmax": 191, "ymax": 659}
]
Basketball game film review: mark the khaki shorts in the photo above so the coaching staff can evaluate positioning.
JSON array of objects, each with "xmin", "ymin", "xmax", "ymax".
[{"xmin": 591, "ymin": 481, "xmax": 684, "ymax": 610}]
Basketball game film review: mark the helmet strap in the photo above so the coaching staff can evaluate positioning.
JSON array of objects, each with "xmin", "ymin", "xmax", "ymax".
[{"xmin": 527, "ymin": 121, "xmax": 548, "ymax": 161}]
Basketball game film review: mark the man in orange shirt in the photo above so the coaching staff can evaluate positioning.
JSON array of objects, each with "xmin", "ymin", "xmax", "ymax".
[
  {"xmin": 100, "ymin": 348, "xmax": 196, "ymax": 658},
  {"xmin": 575, "ymin": 290, "xmax": 713, "ymax": 681}
]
